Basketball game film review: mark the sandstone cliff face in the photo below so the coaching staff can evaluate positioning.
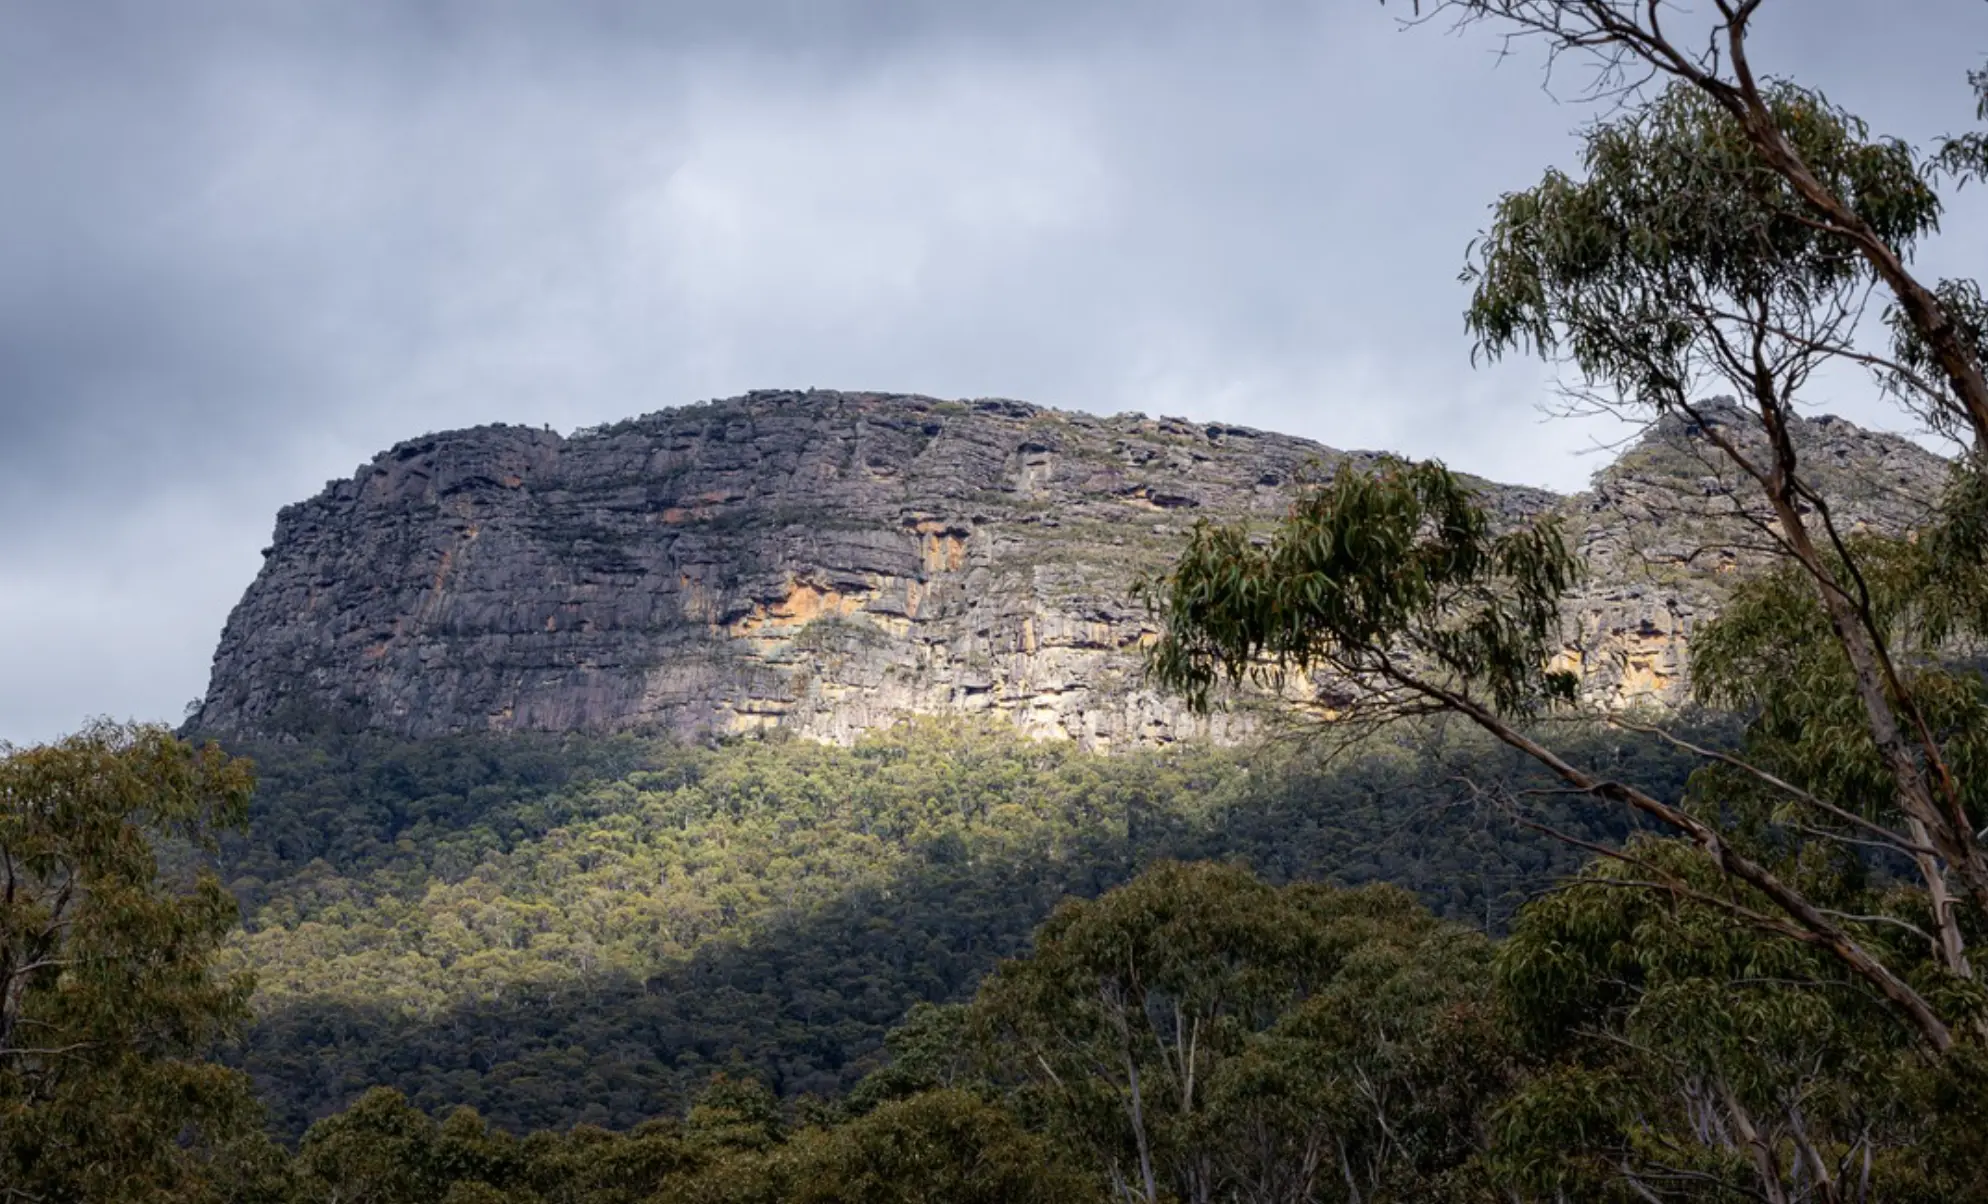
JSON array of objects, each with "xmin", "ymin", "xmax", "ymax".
[
  {"xmin": 195, "ymin": 392, "xmax": 1378, "ymax": 746},
  {"xmin": 192, "ymin": 391, "xmax": 1948, "ymax": 746},
  {"xmin": 1556, "ymin": 401, "xmax": 1949, "ymax": 707}
]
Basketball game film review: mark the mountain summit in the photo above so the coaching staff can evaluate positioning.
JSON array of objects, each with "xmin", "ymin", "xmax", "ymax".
[{"xmin": 190, "ymin": 390, "xmax": 1947, "ymax": 746}]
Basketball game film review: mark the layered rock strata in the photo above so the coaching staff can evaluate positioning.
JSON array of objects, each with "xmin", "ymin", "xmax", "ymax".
[{"xmin": 192, "ymin": 391, "xmax": 1949, "ymax": 746}]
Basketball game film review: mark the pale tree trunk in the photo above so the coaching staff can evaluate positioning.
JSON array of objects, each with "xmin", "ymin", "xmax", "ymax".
[
  {"xmin": 1719, "ymin": 1081, "xmax": 1791, "ymax": 1204},
  {"xmin": 1123, "ymin": 1046, "xmax": 1160, "ymax": 1203},
  {"xmin": 1386, "ymin": 670, "xmax": 1957, "ymax": 1052},
  {"xmin": 1659, "ymin": 358, "xmax": 1988, "ymax": 991},
  {"xmin": 1719, "ymin": 18, "xmax": 1988, "ymax": 451}
]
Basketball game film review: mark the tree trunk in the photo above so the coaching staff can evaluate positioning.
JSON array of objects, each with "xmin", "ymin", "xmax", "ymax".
[{"xmin": 1399, "ymin": 672, "xmax": 1957, "ymax": 1053}]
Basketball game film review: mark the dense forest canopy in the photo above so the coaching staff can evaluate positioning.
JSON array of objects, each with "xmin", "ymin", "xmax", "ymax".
[{"xmin": 212, "ymin": 719, "xmax": 1690, "ymax": 1137}]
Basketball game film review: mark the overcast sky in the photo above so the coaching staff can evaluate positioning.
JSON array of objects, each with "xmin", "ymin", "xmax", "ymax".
[{"xmin": 3, "ymin": 1, "xmax": 1985, "ymax": 746}]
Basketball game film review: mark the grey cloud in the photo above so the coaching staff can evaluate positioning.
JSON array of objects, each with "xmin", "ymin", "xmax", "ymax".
[{"xmin": 2, "ymin": 0, "xmax": 1985, "ymax": 742}]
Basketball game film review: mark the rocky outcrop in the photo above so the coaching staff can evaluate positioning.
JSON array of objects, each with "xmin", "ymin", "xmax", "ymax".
[
  {"xmin": 1554, "ymin": 401, "xmax": 1949, "ymax": 707},
  {"xmin": 191, "ymin": 391, "xmax": 1950, "ymax": 746}
]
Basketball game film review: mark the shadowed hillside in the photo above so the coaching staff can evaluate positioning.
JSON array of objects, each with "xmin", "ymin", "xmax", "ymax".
[{"xmin": 214, "ymin": 720, "xmax": 1710, "ymax": 1136}]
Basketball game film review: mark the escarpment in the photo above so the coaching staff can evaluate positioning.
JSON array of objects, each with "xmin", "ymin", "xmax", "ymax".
[{"xmin": 192, "ymin": 391, "xmax": 1950, "ymax": 746}]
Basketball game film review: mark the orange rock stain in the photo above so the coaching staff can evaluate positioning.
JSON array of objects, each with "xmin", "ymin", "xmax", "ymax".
[{"xmin": 730, "ymin": 579, "xmax": 870, "ymax": 635}]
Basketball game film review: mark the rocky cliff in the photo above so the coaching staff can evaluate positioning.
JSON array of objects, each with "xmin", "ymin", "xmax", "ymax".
[
  {"xmin": 191, "ymin": 390, "xmax": 1949, "ymax": 746},
  {"xmin": 1556, "ymin": 401, "xmax": 1948, "ymax": 706}
]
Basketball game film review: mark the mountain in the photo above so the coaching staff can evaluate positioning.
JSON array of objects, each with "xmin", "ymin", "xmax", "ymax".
[
  {"xmin": 187, "ymin": 390, "xmax": 1952, "ymax": 1134},
  {"xmin": 190, "ymin": 390, "xmax": 1950, "ymax": 745}
]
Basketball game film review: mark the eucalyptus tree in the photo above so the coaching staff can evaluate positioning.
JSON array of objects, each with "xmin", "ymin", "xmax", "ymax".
[
  {"xmin": 296, "ymin": 1088, "xmax": 457, "ymax": 1204},
  {"xmin": 1493, "ymin": 837, "xmax": 1944, "ymax": 1203},
  {"xmin": 1149, "ymin": 57, "xmax": 1988, "ymax": 1045},
  {"xmin": 1143, "ymin": 464, "xmax": 1988, "ymax": 1197},
  {"xmin": 1145, "ymin": 48, "xmax": 1988, "ymax": 1198},
  {"xmin": 1472, "ymin": 78, "xmax": 1988, "ymax": 981},
  {"xmin": 1389, "ymin": 0, "xmax": 1988, "ymax": 449},
  {"xmin": 969, "ymin": 862, "xmax": 1502, "ymax": 1204},
  {"xmin": 0, "ymin": 722, "xmax": 269, "ymax": 1203},
  {"xmin": 1146, "ymin": 434, "xmax": 1988, "ymax": 1197}
]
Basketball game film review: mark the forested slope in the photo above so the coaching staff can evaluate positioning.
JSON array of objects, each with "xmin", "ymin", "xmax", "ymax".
[{"xmin": 212, "ymin": 720, "xmax": 1704, "ymax": 1136}]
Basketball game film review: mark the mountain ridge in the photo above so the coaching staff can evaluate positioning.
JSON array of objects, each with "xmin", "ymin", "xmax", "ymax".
[{"xmin": 190, "ymin": 389, "xmax": 1949, "ymax": 746}]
